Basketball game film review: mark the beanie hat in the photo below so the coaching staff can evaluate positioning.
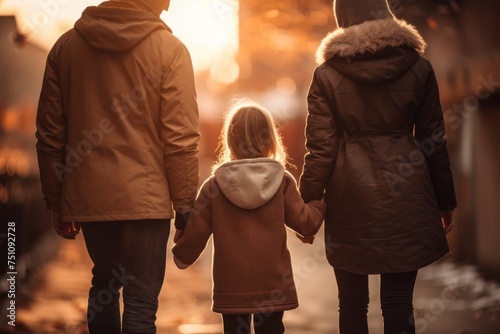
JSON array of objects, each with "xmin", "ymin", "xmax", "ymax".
[{"xmin": 334, "ymin": 0, "xmax": 395, "ymax": 28}]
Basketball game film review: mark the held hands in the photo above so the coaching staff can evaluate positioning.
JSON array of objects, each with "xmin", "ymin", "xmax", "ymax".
[
  {"xmin": 173, "ymin": 211, "xmax": 191, "ymax": 243},
  {"xmin": 296, "ymin": 233, "xmax": 315, "ymax": 244},
  {"xmin": 52, "ymin": 211, "xmax": 80, "ymax": 239},
  {"xmin": 441, "ymin": 209, "xmax": 456, "ymax": 234},
  {"xmin": 174, "ymin": 229, "xmax": 184, "ymax": 243},
  {"xmin": 295, "ymin": 196, "xmax": 324, "ymax": 244}
]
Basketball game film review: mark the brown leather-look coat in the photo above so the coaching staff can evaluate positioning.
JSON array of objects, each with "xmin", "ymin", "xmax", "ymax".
[{"xmin": 300, "ymin": 18, "xmax": 457, "ymax": 274}]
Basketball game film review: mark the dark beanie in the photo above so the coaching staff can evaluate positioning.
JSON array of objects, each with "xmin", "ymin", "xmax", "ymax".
[{"xmin": 334, "ymin": 0, "xmax": 395, "ymax": 28}]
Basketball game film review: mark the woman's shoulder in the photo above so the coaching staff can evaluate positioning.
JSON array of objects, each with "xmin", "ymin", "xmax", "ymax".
[{"xmin": 411, "ymin": 55, "xmax": 434, "ymax": 75}]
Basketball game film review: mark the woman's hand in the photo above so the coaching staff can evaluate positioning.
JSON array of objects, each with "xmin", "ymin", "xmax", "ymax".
[
  {"xmin": 296, "ymin": 233, "xmax": 315, "ymax": 244},
  {"xmin": 174, "ymin": 229, "xmax": 184, "ymax": 243},
  {"xmin": 52, "ymin": 211, "xmax": 80, "ymax": 239},
  {"xmin": 441, "ymin": 209, "xmax": 456, "ymax": 234}
]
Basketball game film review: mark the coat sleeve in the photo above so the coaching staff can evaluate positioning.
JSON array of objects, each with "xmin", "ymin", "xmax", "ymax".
[
  {"xmin": 415, "ymin": 61, "xmax": 457, "ymax": 210},
  {"xmin": 160, "ymin": 44, "xmax": 200, "ymax": 223},
  {"xmin": 284, "ymin": 174, "xmax": 326, "ymax": 237},
  {"xmin": 35, "ymin": 48, "xmax": 66, "ymax": 212},
  {"xmin": 299, "ymin": 67, "xmax": 341, "ymax": 202},
  {"xmin": 172, "ymin": 179, "xmax": 213, "ymax": 268}
]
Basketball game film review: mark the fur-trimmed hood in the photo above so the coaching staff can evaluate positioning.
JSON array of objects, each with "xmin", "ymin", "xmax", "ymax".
[{"xmin": 316, "ymin": 18, "xmax": 426, "ymax": 64}]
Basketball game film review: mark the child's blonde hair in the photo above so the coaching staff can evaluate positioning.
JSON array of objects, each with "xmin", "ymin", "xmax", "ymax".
[{"xmin": 215, "ymin": 99, "xmax": 288, "ymax": 169}]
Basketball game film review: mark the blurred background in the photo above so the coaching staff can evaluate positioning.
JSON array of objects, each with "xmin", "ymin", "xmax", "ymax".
[{"xmin": 0, "ymin": 0, "xmax": 499, "ymax": 333}]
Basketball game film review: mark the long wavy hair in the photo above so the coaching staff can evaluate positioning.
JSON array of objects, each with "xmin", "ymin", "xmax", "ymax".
[{"xmin": 214, "ymin": 99, "xmax": 289, "ymax": 171}]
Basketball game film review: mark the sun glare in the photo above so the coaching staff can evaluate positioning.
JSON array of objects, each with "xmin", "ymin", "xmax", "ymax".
[
  {"xmin": 0, "ymin": 0, "xmax": 240, "ymax": 84},
  {"xmin": 162, "ymin": 0, "xmax": 239, "ymax": 83}
]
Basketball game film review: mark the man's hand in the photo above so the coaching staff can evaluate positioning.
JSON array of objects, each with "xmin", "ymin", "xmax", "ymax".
[
  {"xmin": 174, "ymin": 229, "xmax": 184, "ymax": 243},
  {"xmin": 52, "ymin": 211, "xmax": 80, "ymax": 239},
  {"xmin": 441, "ymin": 209, "xmax": 456, "ymax": 234},
  {"xmin": 296, "ymin": 233, "xmax": 315, "ymax": 244}
]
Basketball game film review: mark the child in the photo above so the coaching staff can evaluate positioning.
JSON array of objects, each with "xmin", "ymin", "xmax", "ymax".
[{"xmin": 172, "ymin": 100, "xmax": 326, "ymax": 334}]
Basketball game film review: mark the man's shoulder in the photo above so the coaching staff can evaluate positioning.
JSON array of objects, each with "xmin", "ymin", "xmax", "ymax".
[
  {"xmin": 152, "ymin": 29, "xmax": 189, "ymax": 53},
  {"xmin": 49, "ymin": 28, "xmax": 77, "ymax": 55},
  {"xmin": 44, "ymin": 29, "xmax": 74, "ymax": 61},
  {"xmin": 57, "ymin": 28, "xmax": 77, "ymax": 44}
]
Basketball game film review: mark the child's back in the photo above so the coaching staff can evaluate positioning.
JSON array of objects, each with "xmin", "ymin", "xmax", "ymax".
[
  {"xmin": 172, "ymin": 100, "xmax": 325, "ymax": 334},
  {"xmin": 174, "ymin": 157, "xmax": 324, "ymax": 314}
]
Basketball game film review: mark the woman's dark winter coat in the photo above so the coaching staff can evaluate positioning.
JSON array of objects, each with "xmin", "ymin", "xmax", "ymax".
[{"xmin": 300, "ymin": 18, "xmax": 457, "ymax": 275}]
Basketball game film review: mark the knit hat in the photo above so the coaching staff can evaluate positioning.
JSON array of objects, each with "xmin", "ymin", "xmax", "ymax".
[{"xmin": 334, "ymin": 0, "xmax": 395, "ymax": 28}]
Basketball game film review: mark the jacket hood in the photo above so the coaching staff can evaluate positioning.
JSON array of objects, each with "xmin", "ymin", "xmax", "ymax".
[
  {"xmin": 74, "ymin": 1, "xmax": 171, "ymax": 52},
  {"xmin": 214, "ymin": 158, "xmax": 285, "ymax": 209},
  {"xmin": 316, "ymin": 18, "xmax": 425, "ymax": 84},
  {"xmin": 328, "ymin": 46, "xmax": 420, "ymax": 84}
]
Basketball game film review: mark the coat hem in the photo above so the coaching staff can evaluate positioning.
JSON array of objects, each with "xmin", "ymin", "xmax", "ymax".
[
  {"xmin": 327, "ymin": 249, "xmax": 450, "ymax": 275},
  {"xmin": 212, "ymin": 301, "xmax": 298, "ymax": 314},
  {"xmin": 61, "ymin": 212, "xmax": 173, "ymax": 222}
]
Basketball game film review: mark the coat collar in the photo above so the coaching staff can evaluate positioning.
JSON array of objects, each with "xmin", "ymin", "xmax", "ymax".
[{"xmin": 316, "ymin": 18, "xmax": 426, "ymax": 64}]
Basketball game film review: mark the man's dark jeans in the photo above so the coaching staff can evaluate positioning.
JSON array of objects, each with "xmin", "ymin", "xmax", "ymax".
[{"xmin": 81, "ymin": 219, "xmax": 170, "ymax": 334}]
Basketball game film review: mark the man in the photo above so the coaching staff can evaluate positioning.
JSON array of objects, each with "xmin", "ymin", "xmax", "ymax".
[{"xmin": 35, "ymin": 0, "xmax": 199, "ymax": 333}]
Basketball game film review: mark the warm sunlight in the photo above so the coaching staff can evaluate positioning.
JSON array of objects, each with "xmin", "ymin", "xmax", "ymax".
[
  {"xmin": 3, "ymin": 0, "xmax": 500, "ymax": 333},
  {"xmin": 0, "ymin": 0, "xmax": 239, "ymax": 83},
  {"xmin": 163, "ymin": 0, "xmax": 239, "ymax": 84}
]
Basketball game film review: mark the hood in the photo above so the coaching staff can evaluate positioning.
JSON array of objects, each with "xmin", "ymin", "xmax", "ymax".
[
  {"xmin": 74, "ymin": 1, "xmax": 171, "ymax": 52},
  {"xmin": 214, "ymin": 158, "xmax": 285, "ymax": 210},
  {"xmin": 316, "ymin": 18, "xmax": 426, "ymax": 85},
  {"xmin": 327, "ymin": 46, "xmax": 420, "ymax": 84}
]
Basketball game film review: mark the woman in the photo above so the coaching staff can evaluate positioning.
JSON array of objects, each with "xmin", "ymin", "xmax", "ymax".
[{"xmin": 299, "ymin": 0, "xmax": 457, "ymax": 333}]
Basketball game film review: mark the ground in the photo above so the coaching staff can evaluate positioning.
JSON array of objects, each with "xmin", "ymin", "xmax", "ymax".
[{"xmin": 5, "ymin": 226, "xmax": 500, "ymax": 334}]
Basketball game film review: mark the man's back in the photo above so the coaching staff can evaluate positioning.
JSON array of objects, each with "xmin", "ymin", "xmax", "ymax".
[
  {"xmin": 36, "ymin": 1, "xmax": 199, "ymax": 333},
  {"xmin": 36, "ymin": 1, "xmax": 199, "ymax": 222}
]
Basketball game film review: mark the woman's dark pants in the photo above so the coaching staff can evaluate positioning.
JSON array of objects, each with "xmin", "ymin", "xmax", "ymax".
[{"xmin": 334, "ymin": 268, "xmax": 418, "ymax": 334}]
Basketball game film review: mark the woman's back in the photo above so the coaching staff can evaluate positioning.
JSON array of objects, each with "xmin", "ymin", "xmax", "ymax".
[{"xmin": 301, "ymin": 17, "xmax": 456, "ymax": 275}]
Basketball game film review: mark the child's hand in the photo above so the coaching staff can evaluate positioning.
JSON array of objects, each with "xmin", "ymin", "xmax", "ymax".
[
  {"xmin": 174, "ymin": 229, "xmax": 184, "ymax": 243},
  {"xmin": 296, "ymin": 233, "xmax": 315, "ymax": 244}
]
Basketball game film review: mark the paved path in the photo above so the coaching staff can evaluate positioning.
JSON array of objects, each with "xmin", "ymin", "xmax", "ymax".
[{"xmin": 7, "ymin": 226, "xmax": 500, "ymax": 333}]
